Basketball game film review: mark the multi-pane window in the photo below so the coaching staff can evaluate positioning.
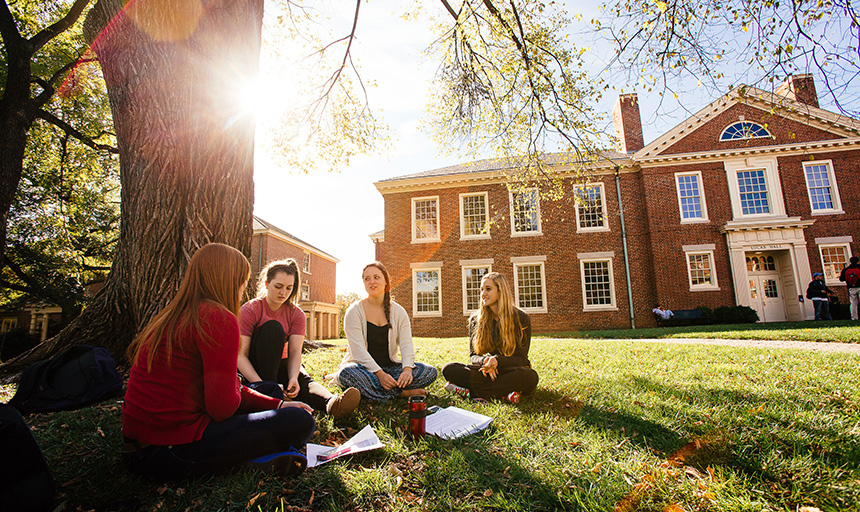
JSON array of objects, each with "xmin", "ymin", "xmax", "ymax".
[
  {"xmin": 462, "ymin": 266, "xmax": 490, "ymax": 313},
  {"xmin": 1, "ymin": 318, "xmax": 16, "ymax": 332},
  {"xmin": 302, "ymin": 252, "xmax": 311, "ymax": 273},
  {"xmin": 301, "ymin": 283, "xmax": 310, "ymax": 301},
  {"xmin": 804, "ymin": 161, "xmax": 842, "ymax": 214},
  {"xmin": 413, "ymin": 269, "xmax": 441, "ymax": 316},
  {"xmin": 581, "ymin": 259, "xmax": 614, "ymax": 309},
  {"xmin": 746, "ymin": 256, "xmax": 776, "ymax": 272},
  {"xmin": 574, "ymin": 184, "xmax": 608, "ymax": 231},
  {"xmin": 412, "ymin": 196, "xmax": 440, "ymax": 242},
  {"xmin": 687, "ymin": 252, "xmax": 716, "ymax": 288},
  {"xmin": 510, "ymin": 188, "xmax": 541, "ymax": 235},
  {"xmin": 675, "ymin": 172, "xmax": 707, "ymax": 221},
  {"xmin": 460, "ymin": 193, "xmax": 489, "ymax": 239},
  {"xmin": 515, "ymin": 264, "xmax": 545, "ymax": 310},
  {"xmin": 719, "ymin": 121, "xmax": 771, "ymax": 141},
  {"xmin": 820, "ymin": 245, "xmax": 850, "ymax": 283},
  {"xmin": 736, "ymin": 169, "xmax": 770, "ymax": 215}
]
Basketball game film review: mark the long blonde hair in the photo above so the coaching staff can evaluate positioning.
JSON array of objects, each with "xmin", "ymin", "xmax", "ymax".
[
  {"xmin": 472, "ymin": 272, "xmax": 522, "ymax": 357},
  {"xmin": 128, "ymin": 243, "xmax": 251, "ymax": 370},
  {"xmin": 256, "ymin": 258, "xmax": 301, "ymax": 309}
]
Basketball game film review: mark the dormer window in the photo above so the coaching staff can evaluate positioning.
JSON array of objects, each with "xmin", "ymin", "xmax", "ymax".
[{"xmin": 719, "ymin": 121, "xmax": 771, "ymax": 141}]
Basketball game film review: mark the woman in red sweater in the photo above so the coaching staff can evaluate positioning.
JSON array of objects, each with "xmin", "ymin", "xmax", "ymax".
[{"xmin": 122, "ymin": 243, "xmax": 315, "ymax": 479}]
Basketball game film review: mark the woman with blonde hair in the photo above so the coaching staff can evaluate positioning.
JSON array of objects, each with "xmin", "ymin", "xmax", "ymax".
[
  {"xmin": 441, "ymin": 272, "xmax": 538, "ymax": 402},
  {"xmin": 122, "ymin": 243, "xmax": 315, "ymax": 479},
  {"xmin": 334, "ymin": 262, "xmax": 437, "ymax": 401},
  {"xmin": 238, "ymin": 259, "xmax": 360, "ymax": 418}
]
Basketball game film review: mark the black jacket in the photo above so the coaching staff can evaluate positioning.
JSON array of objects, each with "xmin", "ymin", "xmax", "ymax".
[
  {"xmin": 839, "ymin": 263, "xmax": 860, "ymax": 288},
  {"xmin": 806, "ymin": 279, "xmax": 833, "ymax": 300}
]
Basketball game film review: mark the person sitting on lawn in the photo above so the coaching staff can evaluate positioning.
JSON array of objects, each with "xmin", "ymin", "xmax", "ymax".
[
  {"xmin": 652, "ymin": 304, "xmax": 674, "ymax": 321},
  {"xmin": 441, "ymin": 272, "xmax": 539, "ymax": 403},
  {"xmin": 238, "ymin": 258, "xmax": 360, "ymax": 418},
  {"xmin": 333, "ymin": 261, "xmax": 438, "ymax": 401},
  {"xmin": 806, "ymin": 272, "xmax": 834, "ymax": 321},
  {"xmin": 122, "ymin": 243, "xmax": 316, "ymax": 480}
]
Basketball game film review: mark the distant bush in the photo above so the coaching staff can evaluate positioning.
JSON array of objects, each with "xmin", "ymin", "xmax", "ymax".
[
  {"xmin": 0, "ymin": 327, "xmax": 40, "ymax": 362},
  {"xmin": 712, "ymin": 305, "xmax": 759, "ymax": 324}
]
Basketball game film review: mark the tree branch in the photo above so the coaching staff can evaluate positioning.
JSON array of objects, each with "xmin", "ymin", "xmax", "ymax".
[
  {"xmin": 29, "ymin": 0, "xmax": 92, "ymax": 53},
  {"xmin": 35, "ymin": 109, "xmax": 119, "ymax": 154}
]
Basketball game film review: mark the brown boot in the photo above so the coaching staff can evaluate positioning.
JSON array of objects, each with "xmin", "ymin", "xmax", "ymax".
[{"xmin": 325, "ymin": 387, "xmax": 361, "ymax": 418}]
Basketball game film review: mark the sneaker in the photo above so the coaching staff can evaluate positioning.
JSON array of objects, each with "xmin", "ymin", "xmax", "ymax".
[
  {"xmin": 326, "ymin": 387, "xmax": 361, "ymax": 418},
  {"xmin": 249, "ymin": 448, "xmax": 307, "ymax": 476},
  {"xmin": 444, "ymin": 381, "xmax": 470, "ymax": 399},
  {"xmin": 506, "ymin": 391, "xmax": 521, "ymax": 404}
]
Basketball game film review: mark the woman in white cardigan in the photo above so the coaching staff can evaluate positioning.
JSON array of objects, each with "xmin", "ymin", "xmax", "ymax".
[{"xmin": 334, "ymin": 262, "xmax": 437, "ymax": 401}]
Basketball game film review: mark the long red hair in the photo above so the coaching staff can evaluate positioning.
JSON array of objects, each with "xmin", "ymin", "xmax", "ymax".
[{"xmin": 128, "ymin": 243, "xmax": 251, "ymax": 370}]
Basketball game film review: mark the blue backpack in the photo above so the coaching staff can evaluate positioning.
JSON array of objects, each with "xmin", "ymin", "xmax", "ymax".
[{"xmin": 9, "ymin": 345, "xmax": 124, "ymax": 414}]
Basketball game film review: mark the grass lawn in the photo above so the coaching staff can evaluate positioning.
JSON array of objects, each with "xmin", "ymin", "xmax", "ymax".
[{"xmin": 3, "ymin": 333, "xmax": 859, "ymax": 511}]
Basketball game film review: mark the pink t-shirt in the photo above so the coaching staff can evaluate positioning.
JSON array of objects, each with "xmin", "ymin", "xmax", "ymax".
[{"xmin": 239, "ymin": 296, "xmax": 307, "ymax": 358}]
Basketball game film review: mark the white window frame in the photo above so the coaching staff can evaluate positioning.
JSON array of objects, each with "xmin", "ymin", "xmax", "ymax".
[
  {"xmin": 509, "ymin": 188, "xmax": 542, "ymax": 237},
  {"xmin": 302, "ymin": 252, "xmax": 311, "ymax": 273},
  {"xmin": 512, "ymin": 256, "xmax": 548, "ymax": 314},
  {"xmin": 803, "ymin": 160, "xmax": 844, "ymax": 216},
  {"xmin": 573, "ymin": 183, "xmax": 610, "ymax": 233},
  {"xmin": 460, "ymin": 259, "xmax": 493, "ymax": 315},
  {"xmin": 674, "ymin": 171, "xmax": 709, "ymax": 223},
  {"xmin": 1, "ymin": 318, "xmax": 16, "ymax": 333},
  {"xmin": 301, "ymin": 283, "xmax": 310, "ymax": 301},
  {"xmin": 817, "ymin": 239, "xmax": 853, "ymax": 285},
  {"xmin": 684, "ymin": 248, "xmax": 719, "ymax": 291},
  {"xmin": 724, "ymin": 156, "xmax": 786, "ymax": 220},
  {"xmin": 411, "ymin": 262, "xmax": 443, "ymax": 317},
  {"xmin": 411, "ymin": 196, "xmax": 441, "ymax": 244},
  {"xmin": 578, "ymin": 253, "xmax": 617, "ymax": 312},
  {"xmin": 459, "ymin": 192, "xmax": 491, "ymax": 240},
  {"xmin": 718, "ymin": 121, "xmax": 772, "ymax": 141}
]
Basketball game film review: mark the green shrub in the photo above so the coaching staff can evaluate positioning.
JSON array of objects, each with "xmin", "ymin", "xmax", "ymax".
[{"xmin": 712, "ymin": 305, "xmax": 759, "ymax": 324}]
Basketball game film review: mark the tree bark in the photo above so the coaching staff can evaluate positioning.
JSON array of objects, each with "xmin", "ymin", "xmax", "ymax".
[{"xmin": 1, "ymin": 0, "xmax": 263, "ymax": 378}]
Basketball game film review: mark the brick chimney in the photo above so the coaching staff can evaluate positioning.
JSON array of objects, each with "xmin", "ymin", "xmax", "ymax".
[
  {"xmin": 613, "ymin": 93, "xmax": 644, "ymax": 153},
  {"xmin": 775, "ymin": 74, "xmax": 819, "ymax": 108}
]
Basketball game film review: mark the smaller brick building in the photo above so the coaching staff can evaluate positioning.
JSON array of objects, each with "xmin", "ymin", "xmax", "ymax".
[
  {"xmin": 372, "ymin": 75, "xmax": 860, "ymax": 336},
  {"xmin": 251, "ymin": 216, "xmax": 340, "ymax": 340}
]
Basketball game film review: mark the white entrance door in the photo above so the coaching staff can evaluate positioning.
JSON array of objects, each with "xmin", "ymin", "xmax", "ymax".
[{"xmin": 748, "ymin": 274, "xmax": 787, "ymax": 322}]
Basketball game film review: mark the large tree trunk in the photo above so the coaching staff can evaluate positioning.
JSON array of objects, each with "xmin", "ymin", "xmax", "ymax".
[{"xmin": 1, "ymin": 0, "xmax": 263, "ymax": 378}]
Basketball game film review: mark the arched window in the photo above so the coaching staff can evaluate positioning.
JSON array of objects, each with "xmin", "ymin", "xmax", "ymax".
[{"xmin": 719, "ymin": 121, "xmax": 771, "ymax": 141}]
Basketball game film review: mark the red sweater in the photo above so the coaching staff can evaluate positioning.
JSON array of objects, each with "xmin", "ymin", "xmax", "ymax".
[{"xmin": 123, "ymin": 303, "xmax": 281, "ymax": 446}]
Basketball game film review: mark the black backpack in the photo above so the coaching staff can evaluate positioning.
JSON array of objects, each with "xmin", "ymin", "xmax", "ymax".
[
  {"xmin": 9, "ymin": 345, "xmax": 124, "ymax": 414},
  {"xmin": 0, "ymin": 404, "xmax": 55, "ymax": 512}
]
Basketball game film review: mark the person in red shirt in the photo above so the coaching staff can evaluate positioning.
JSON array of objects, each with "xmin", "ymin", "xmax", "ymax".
[
  {"xmin": 122, "ymin": 243, "xmax": 315, "ymax": 479},
  {"xmin": 238, "ymin": 259, "xmax": 360, "ymax": 418}
]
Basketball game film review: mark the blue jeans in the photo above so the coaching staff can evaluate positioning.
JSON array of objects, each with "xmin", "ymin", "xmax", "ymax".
[
  {"xmin": 337, "ymin": 362, "xmax": 438, "ymax": 401},
  {"xmin": 813, "ymin": 299, "xmax": 832, "ymax": 320},
  {"xmin": 123, "ymin": 408, "xmax": 315, "ymax": 480}
]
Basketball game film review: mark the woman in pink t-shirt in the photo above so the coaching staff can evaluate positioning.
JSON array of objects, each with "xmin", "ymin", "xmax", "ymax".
[{"xmin": 238, "ymin": 259, "xmax": 360, "ymax": 418}]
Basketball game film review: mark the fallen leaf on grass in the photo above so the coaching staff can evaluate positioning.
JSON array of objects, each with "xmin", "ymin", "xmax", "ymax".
[
  {"xmin": 483, "ymin": 489, "xmax": 493, "ymax": 497},
  {"xmin": 615, "ymin": 438, "xmax": 629, "ymax": 449},
  {"xmin": 247, "ymin": 492, "xmax": 265, "ymax": 509},
  {"xmin": 308, "ymin": 490, "xmax": 314, "ymax": 506},
  {"xmin": 95, "ymin": 427, "xmax": 105, "ymax": 437},
  {"xmin": 799, "ymin": 508, "xmax": 822, "ymax": 512},
  {"xmin": 662, "ymin": 504, "xmax": 685, "ymax": 512},
  {"xmin": 590, "ymin": 462, "xmax": 603, "ymax": 474}
]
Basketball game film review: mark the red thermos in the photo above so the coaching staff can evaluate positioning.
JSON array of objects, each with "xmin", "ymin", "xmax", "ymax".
[{"xmin": 408, "ymin": 395, "xmax": 426, "ymax": 437}]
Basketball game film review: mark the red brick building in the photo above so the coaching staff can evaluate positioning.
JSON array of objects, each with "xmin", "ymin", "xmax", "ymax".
[
  {"xmin": 251, "ymin": 216, "xmax": 340, "ymax": 340},
  {"xmin": 372, "ymin": 75, "xmax": 860, "ymax": 336}
]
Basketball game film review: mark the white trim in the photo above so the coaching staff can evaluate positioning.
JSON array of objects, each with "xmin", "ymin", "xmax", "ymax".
[
  {"xmin": 684, "ymin": 250, "xmax": 720, "ymax": 291},
  {"xmin": 573, "ymin": 183, "xmax": 610, "ymax": 232},
  {"xmin": 577, "ymin": 251, "xmax": 615, "ymax": 259},
  {"xmin": 718, "ymin": 120, "xmax": 772, "ymax": 142},
  {"xmin": 803, "ymin": 159, "xmax": 844, "ymax": 216},
  {"xmin": 509, "ymin": 188, "xmax": 543, "ymax": 237},
  {"xmin": 459, "ymin": 258, "xmax": 494, "ymax": 266},
  {"xmin": 410, "ymin": 261, "xmax": 444, "ymax": 269},
  {"xmin": 511, "ymin": 255, "xmax": 547, "ymax": 263},
  {"xmin": 815, "ymin": 236, "xmax": 853, "ymax": 245},
  {"xmin": 579, "ymin": 257, "xmax": 617, "ymax": 311},
  {"xmin": 459, "ymin": 191, "xmax": 491, "ymax": 240},
  {"xmin": 302, "ymin": 252, "xmax": 311, "ymax": 274},
  {"xmin": 512, "ymin": 259, "xmax": 548, "ymax": 314},
  {"xmin": 674, "ymin": 171, "xmax": 709, "ymax": 223},
  {"xmin": 818, "ymin": 243, "xmax": 853, "ymax": 285},
  {"xmin": 724, "ymin": 156, "xmax": 786, "ymax": 220},
  {"xmin": 682, "ymin": 244, "xmax": 716, "ymax": 251},
  {"xmin": 411, "ymin": 195, "xmax": 441, "ymax": 244},
  {"xmin": 301, "ymin": 283, "xmax": 310, "ymax": 301},
  {"xmin": 460, "ymin": 263, "xmax": 492, "ymax": 316},
  {"xmin": 412, "ymin": 267, "xmax": 442, "ymax": 317}
]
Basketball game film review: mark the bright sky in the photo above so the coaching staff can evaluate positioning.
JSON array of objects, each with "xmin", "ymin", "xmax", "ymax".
[{"xmin": 248, "ymin": 0, "xmax": 841, "ymax": 296}]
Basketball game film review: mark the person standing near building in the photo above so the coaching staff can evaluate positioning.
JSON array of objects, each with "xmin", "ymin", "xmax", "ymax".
[
  {"xmin": 806, "ymin": 272, "xmax": 834, "ymax": 321},
  {"xmin": 839, "ymin": 256, "xmax": 860, "ymax": 320},
  {"xmin": 441, "ymin": 272, "xmax": 539, "ymax": 403},
  {"xmin": 238, "ymin": 259, "xmax": 360, "ymax": 418},
  {"xmin": 334, "ymin": 262, "xmax": 438, "ymax": 401}
]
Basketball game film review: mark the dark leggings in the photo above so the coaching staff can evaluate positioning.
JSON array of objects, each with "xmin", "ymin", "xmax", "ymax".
[
  {"xmin": 441, "ymin": 362, "xmax": 539, "ymax": 400},
  {"xmin": 123, "ymin": 407, "xmax": 315, "ymax": 480},
  {"xmin": 249, "ymin": 320, "xmax": 332, "ymax": 411}
]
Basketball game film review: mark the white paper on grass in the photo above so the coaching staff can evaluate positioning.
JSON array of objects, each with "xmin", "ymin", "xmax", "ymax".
[
  {"xmin": 425, "ymin": 406, "xmax": 493, "ymax": 440},
  {"xmin": 307, "ymin": 425, "xmax": 385, "ymax": 468}
]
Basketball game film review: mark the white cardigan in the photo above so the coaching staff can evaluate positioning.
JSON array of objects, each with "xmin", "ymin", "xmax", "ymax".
[{"xmin": 338, "ymin": 300, "xmax": 415, "ymax": 377}]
